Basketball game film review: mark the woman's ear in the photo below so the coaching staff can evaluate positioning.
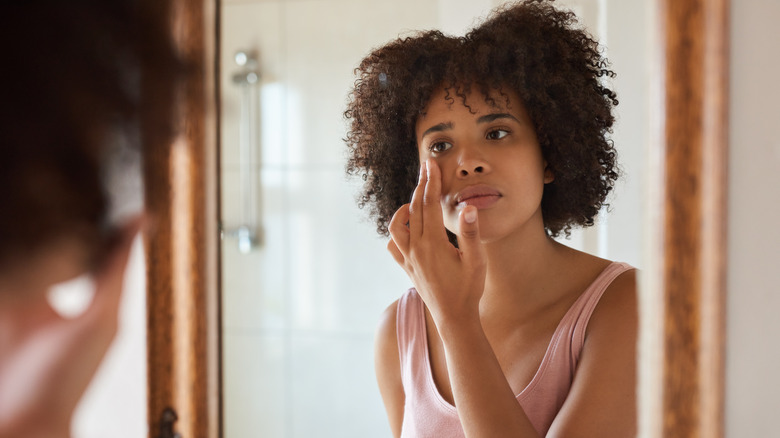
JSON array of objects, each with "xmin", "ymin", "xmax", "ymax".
[{"xmin": 543, "ymin": 162, "xmax": 555, "ymax": 184}]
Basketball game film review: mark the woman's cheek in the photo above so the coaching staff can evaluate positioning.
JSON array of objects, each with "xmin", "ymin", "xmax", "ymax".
[{"xmin": 442, "ymin": 203, "xmax": 458, "ymax": 233}]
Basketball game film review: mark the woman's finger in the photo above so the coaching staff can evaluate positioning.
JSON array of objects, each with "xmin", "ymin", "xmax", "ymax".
[
  {"xmin": 408, "ymin": 161, "xmax": 427, "ymax": 240},
  {"xmin": 388, "ymin": 204, "xmax": 411, "ymax": 255},
  {"xmin": 422, "ymin": 159, "xmax": 446, "ymax": 239},
  {"xmin": 457, "ymin": 205, "xmax": 486, "ymax": 272},
  {"xmin": 386, "ymin": 239, "xmax": 405, "ymax": 267}
]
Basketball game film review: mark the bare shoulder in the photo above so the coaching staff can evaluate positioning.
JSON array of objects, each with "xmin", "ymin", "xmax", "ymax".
[
  {"xmin": 547, "ymin": 266, "xmax": 638, "ymax": 438},
  {"xmin": 587, "ymin": 266, "xmax": 638, "ymax": 338},
  {"xmin": 374, "ymin": 299, "xmax": 405, "ymax": 438},
  {"xmin": 375, "ymin": 299, "xmax": 400, "ymax": 356},
  {"xmin": 583, "ymin": 266, "xmax": 638, "ymax": 367}
]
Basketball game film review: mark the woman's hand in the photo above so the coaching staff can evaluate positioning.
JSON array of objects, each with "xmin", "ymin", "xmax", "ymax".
[
  {"xmin": 0, "ymin": 218, "xmax": 142, "ymax": 438},
  {"xmin": 387, "ymin": 159, "xmax": 487, "ymax": 327}
]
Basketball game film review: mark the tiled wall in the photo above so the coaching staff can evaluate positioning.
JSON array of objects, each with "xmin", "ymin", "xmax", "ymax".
[
  {"xmin": 220, "ymin": 2, "xmax": 440, "ymax": 436},
  {"xmin": 219, "ymin": 0, "xmax": 645, "ymax": 437}
]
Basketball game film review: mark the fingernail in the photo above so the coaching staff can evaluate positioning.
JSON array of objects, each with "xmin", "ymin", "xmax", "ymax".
[
  {"xmin": 418, "ymin": 162, "xmax": 425, "ymax": 183},
  {"xmin": 426, "ymin": 159, "xmax": 431, "ymax": 178},
  {"xmin": 464, "ymin": 208, "xmax": 477, "ymax": 224}
]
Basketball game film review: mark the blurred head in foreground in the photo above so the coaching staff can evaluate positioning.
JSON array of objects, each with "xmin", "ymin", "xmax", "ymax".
[
  {"xmin": 0, "ymin": 0, "xmax": 182, "ymax": 293},
  {"xmin": 0, "ymin": 1, "xmax": 184, "ymax": 435}
]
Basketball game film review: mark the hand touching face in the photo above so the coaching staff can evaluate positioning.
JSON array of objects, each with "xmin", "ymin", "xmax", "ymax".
[
  {"xmin": 387, "ymin": 159, "xmax": 487, "ymax": 325},
  {"xmin": 0, "ymin": 218, "xmax": 142, "ymax": 437}
]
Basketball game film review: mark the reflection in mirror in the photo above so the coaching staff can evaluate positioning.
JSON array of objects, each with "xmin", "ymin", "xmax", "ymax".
[{"xmin": 219, "ymin": 0, "xmax": 649, "ymax": 436}]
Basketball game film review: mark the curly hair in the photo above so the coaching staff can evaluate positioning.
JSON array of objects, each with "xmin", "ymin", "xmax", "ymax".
[
  {"xmin": 0, "ymin": 0, "xmax": 183, "ymax": 270},
  {"xmin": 344, "ymin": 0, "xmax": 619, "ymax": 238}
]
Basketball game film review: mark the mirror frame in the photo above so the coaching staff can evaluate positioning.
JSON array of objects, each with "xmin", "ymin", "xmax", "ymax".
[
  {"xmin": 646, "ymin": 0, "xmax": 729, "ymax": 436},
  {"xmin": 143, "ymin": 0, "xmax": 221, "ymax": 437},
  {"xmin": 143, "ymin": 0, "xmax": 729, "ymax": 436}
]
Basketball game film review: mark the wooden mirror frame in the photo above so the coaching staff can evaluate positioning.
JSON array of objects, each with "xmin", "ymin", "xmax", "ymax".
[
  {"xmin": 143, "ymin": 0, "xmax": 221, "ymax": 437},
  {"xmin": 142, "ymin": 0, "xmax": 729, "ymax": 436},
  {"xmin": 646, "ymin": 0, "xmax": 730, "ymax": 437}
]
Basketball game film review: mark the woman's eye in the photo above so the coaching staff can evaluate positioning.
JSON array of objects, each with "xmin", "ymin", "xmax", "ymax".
[
  {"xmin": 429, "ymin": 141, "xmax": 452, "ymax": 153},
  {"xmin": 486, "ymin": 129, "xmax": 509, "ymax": 140}
]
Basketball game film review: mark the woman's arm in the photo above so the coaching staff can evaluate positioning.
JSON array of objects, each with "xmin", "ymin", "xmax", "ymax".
[
  {"xmin": 375, "ymin": 300, "xmax": 405, "ymax": 438},
  {"xmin": 547, "ymin": 270, "xmax": 638, "ymax": 437},
  {"xmin": 436, "ymin": 315, "xmax": 540, "ymax": 437}
]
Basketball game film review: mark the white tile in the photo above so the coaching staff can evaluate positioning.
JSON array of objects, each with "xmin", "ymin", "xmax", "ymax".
[
  {"xmin": 285, "ymin": 168, "xmax": 411, "ymax": 334},
  {"xmin": 222, "ymin": 167, "xmax": 289, "ymax": 331},
  {"xmin": 223, "ymin": 333, "xmax": 288, "ymax": 438},
  {"xmin": 221, "ymin": 166, "xmax": 285, "ymax": 227},
  {"xmin": 289, "ymin": 334, "xmax": 391, "ymax": 438},
  {"xmin": 282, "ymin": 0, "xmax": 438, "ymax": 167},
  {"xmin": 222, "ymin": 239, "xmax": 288, "ymax": 331}
]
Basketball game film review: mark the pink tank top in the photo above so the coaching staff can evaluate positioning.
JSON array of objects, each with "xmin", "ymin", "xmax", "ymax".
[{"xmin": 395, "ymin": 262, "xmax": 633, "ymax": 437}]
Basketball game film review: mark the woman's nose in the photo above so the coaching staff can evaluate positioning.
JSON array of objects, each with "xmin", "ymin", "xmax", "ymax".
[{"xmin": 456, "ymin": 149, "xmax": 491, "ymax": 178}]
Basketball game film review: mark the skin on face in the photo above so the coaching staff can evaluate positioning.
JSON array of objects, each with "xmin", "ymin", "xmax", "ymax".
[{"xmin": 415, "ymin": 86, "xmax": 554, "ymax": 243}]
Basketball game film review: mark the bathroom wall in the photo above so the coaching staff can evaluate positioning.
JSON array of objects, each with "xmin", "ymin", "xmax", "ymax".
[
  {"xmin": 219, "ymin": 0, "xmax": 644, "ymax": 437},
  {"xmin": 726, "ymin": 0, "xmax": 780, "ymax": 435},
  {"xmin": 220, "ymin": 2, "xmax": 439, "ymax": 436}
]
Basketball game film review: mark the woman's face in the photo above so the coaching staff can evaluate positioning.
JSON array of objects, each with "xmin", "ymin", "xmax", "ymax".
[{"xmin": 415, "ymin": 86, "xmax": 553, "ymax": 243}]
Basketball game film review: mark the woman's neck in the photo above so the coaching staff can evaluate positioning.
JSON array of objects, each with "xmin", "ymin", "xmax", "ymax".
[{"xmin": 478, "ymin": 220, "xmax": 575, "ymax": 322}]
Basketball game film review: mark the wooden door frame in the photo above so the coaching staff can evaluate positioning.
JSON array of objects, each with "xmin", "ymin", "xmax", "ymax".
[{"xmin": 142, "ymin": 0, "xmax": 729, "ymax": 436}]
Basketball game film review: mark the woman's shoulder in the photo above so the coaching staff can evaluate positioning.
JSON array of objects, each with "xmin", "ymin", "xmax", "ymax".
[
  {"xmin": 546, "ymin": 262, "xmax": 638, "ymax": 436},
  {"xmin": 376, "ymin": 299, "xmax": 400, "ymax": 346},
  {"xmin": 374, "ymin": 298, "xmax": 406, "ymax": 436},
  {"xmin": 376, "ymin": 288, "xmax": 422, "ymax": 346},
  {"xmin": 584, "ymin": 262, "xmax": 638, "ymax": 343},
  {"xmin": 558, "ymin": 244, "xmax": 635, "ymax": 300},
  {"xmin": 556, "ymin": 245, "xmax": 638, "ymax": 339}
]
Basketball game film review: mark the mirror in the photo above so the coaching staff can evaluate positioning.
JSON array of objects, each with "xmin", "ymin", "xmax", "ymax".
[
  {"xmin": 144, "ymin": 0, "xmax": 729, "ymax": 435},
  {"xmin": 218, "ymin": 0, "xmax": 650, "ymax": 436}
]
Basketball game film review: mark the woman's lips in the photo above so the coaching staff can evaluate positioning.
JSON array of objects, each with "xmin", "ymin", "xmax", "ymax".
[
  {"xmin": 458, "ymin": 195, "xmax": 500, "ymax": 209},
  {"xmin": 453, "ymin": 185, "xmax": 502, "ymax": 210}
]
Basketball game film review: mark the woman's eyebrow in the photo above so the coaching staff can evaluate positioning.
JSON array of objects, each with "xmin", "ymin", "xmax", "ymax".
[
  {"xmin": 477, "ymin": 113, "xmax": 520, "ymax": 124},
  {"xmin": 420, "ymin": 122, "xmax": 453, "ymax": 139}
]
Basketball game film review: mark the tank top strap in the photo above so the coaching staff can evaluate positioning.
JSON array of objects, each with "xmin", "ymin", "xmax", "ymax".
[
  {"xmin": 566, "ymin": 262, "xmax": 635, "ymax": 365},
  {"xmin": 396, "ymin": 288, "xmax": 425, "ymax": 385}
]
